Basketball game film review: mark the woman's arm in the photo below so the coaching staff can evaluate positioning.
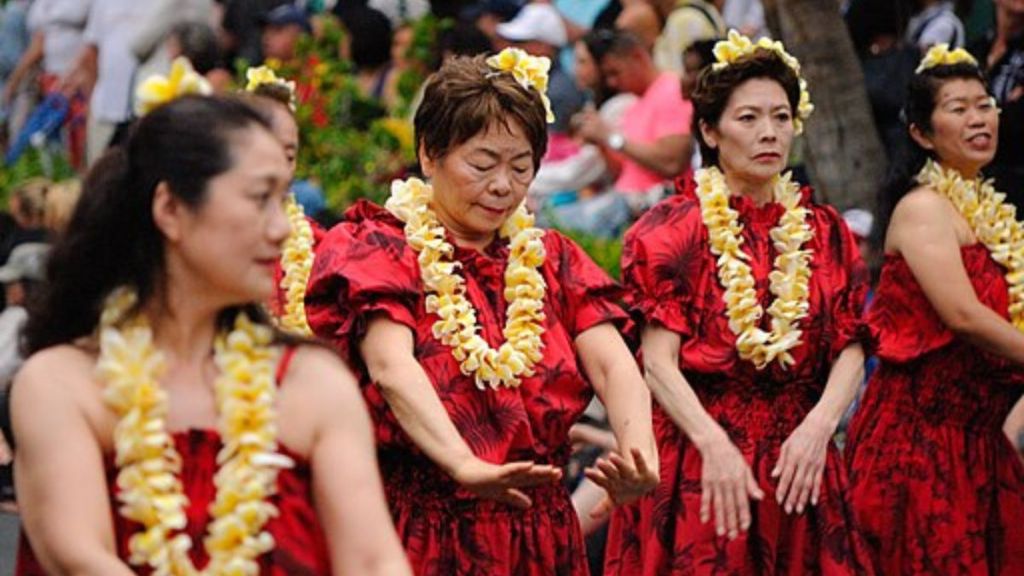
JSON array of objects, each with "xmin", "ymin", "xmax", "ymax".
[
  {"xmin": 640, "ymin": 325, "xmax": 764, "ymax": 539},
  {"xmin": 292, "ymin": 346, "xmax": 411, "ymax": 576},
  {"xmin": 773, "ymin": 343, "xmax": 865, "ymax": 514},
  {"xmin": 575, "ymin": 322, "xmax": 659, "ymax": 515},
  {"xmin": 13, "ymin": 349, "xmax": 134, "ymax": 576},
  {"xmin": 360, "ymin": 315, "xmax": 561, "ymax": 508},
  {"xmin": 576, "ymin": 322, "xmax": 656, "ymax": 465},
  {"xmin": 890, "ymin": 189, "xmax": 1024, "ymax": 365}
]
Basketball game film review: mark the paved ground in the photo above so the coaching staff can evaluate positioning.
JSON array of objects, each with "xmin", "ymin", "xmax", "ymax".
[{"xmin": 0, "ymin": 514, "xmax": 16, "ymax": 575}]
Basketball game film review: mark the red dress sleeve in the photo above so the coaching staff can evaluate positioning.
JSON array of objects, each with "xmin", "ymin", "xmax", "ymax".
[
  {"xmin": 545, "ymin": 231, "xmax": 628, "ymax": 338},
  {"xmin": 813, "ymin": 203, "xmax": 871, "ymax": 358},
  {"xmin": 621, "ymin": 194, "xmax": 706, "ymax": 339},
  {"xmin": 304, "ymin": 201, "xmax": 421, "ymax": 361}
]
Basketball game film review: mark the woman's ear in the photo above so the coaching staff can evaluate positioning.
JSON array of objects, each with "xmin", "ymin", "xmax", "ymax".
[
  {"xmin": 418, "ymin": 142, "xmax": 435, "ymax": 178},
  {"xmin": 908, "ymin": 123, "xmax": 935, "ymax": 152},
  {"xmin": 699, "ymin": 119, "xmax": 718, "ymax": 150},
  {"xmin": 152, "ymin": 182, "xmax": 185, "ymax": 243}
]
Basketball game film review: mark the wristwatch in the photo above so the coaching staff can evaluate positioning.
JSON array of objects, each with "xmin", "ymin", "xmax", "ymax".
[{"xmin": 607, "ymin": 132, "xmax": 626, "ymax": 151}]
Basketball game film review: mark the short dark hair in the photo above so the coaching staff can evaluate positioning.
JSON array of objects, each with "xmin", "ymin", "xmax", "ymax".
[
  {"xmin": 586, "ymin": 28, "xmax": 644, "ymax": 64},
  {"xmin": 414, "ymin": 54, "xmax": 548, "ymax": 169},
  {"xmin": 690, "ymin": 49, "xmax": 802, "ymax": 167}
]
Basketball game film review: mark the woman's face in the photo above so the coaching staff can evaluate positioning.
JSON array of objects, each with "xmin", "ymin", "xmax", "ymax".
[
  {"xmin": 913, "ymin": 78, "xmax": 999, "ymax": 176},
  {"xmin": 392, "ymin": 26, "xmax": 415, "ymax": 68},
  {"xmin": 167, "ymin": 126, "xmax": 292, "ymax": 305},
  {"xmin": 574, "ymin": 41, "xmax": 599, "ymax": 92},
  {"xmin": 701, "ymin": 78, "xmax": 795, "ymax": 185},
  {"xmin": 268, "ymin": 102, "xmax": 299, "ymax": 179},
  {"xmin": 420, "ymin": 120, "xmax": 535, "ymax": 247}
]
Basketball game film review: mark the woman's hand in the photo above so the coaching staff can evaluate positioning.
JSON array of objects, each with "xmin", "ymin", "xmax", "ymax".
[
  {"xmin": 698, "ymin": 434, "xmax": 764, "ymax": 540},
  {"xmin": 584, "ymin": 447, "xmax": 659, "ymax": 519},
  {"xmin": 772, "ymin": 414, "xmax": 833, "ymax": 514},
  {"xmin": 451, "ymin": 457, "xmax": 562, "ymax": 509}
]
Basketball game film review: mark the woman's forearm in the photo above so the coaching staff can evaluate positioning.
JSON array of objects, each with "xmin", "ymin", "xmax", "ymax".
[
  {"xmin": 372, "ymin": 357, "xmax": 476, "ymax": 476},
  {"xmin": 644, "ymin": 357, "xmax": 725, "ymax": 451},
  {"xmin": 807, "ymin": 343, "xmax": 865, "ymax": 430},
  {"xmin": 599, "ymin": 361, "xmax": 656, "ymax": 462}
]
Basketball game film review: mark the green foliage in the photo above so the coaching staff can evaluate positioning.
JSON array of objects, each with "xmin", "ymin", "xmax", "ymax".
[
  {"xmin": 557, "ymin": 228, "xmax": 624, "ymax": 279},
  {"xmin": 0, "ymin": 146, "xmax": 75, "ymax": 206}
]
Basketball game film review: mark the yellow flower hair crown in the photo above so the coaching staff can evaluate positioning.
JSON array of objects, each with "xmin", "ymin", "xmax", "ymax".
[
  {"xmin": 135, "ymin": 57, "xmax": 212, "ymax": 116},
  {"xmin": 916, "ymin": 43, "xmax": 979, "ymax": 74},
  {"xmin": 711, "ymin": 30, "xmax": 815, "ymax": 135},
  {"xmin": 485, "ymin": 48, "xmax": 555, "ymax": 123},
  {"xmin": 245, "ymin": 65, "xmax": 298, "ymax": 111}
]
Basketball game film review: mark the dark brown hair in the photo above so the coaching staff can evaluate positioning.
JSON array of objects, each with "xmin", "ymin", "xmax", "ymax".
[
  {"xmin": 24, "ymin": 95, "xmax": 283, "ymax": 353},
  {"xmin": 250, "ymin": 82, "xmax": 296, "ymax": 112},
  {"xmin": 414, "ymin": 54, "xmax": 548, "ymax": 169},
  {"xmin": 690, "ymin": 49, "xmax": 802, "ymax": 167}
]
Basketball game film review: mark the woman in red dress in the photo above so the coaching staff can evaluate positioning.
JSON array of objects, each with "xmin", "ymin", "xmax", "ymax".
[
  {"xmin": 12, "ymin": 91, "xmax": 409, "ymax": 574},
  {"xmin": 845, "ymin": 45, "xmax": 1024, "ymax": 574},
  {"xmin": 304, "ymin": 51, "xmax": 659, "ymax": 575},
  {"xmin": 604, "ymin": 32, "xmax": 875, "ymax": 575}
]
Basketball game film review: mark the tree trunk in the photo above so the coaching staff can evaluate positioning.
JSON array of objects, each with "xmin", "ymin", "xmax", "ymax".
[{"xmin": 762, "ymin": 0, "xmax": 885, "ymax": 213}]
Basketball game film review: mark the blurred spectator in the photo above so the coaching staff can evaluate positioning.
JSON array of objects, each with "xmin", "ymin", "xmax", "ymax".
[
  {"xmin": 261, "ymin": 3, "xmax": 312, "ymax": 63},
  {"xmin": 0, "ymin": 0, "xmax": 31, "ymax": 146},
  {"xmin": 459, "ymin": 0, "xmax": 525, "ymax": 44},
  {"xmin": 531, "ymin": 31, "xmax": 637, "ymax": 204},
  {"xmin": 67, "ymin": 0, "xmax": 150, "ymax": 165},
  {"xmin": 368, "ymin": 0, "xmax": 430, "ymax": 28},
  {"xmin": 3, "ymin": 0, "xmax": 90, "ymax": 167},
  {"xmin": 222, "ymin": 0, "xmax": 289, "ymax": 65},
  {"xmin": 971, "ymin": 0, "xmax": 1024, "ymax": 206},
  {"xmin": 721, "ymin": 0, "xmax": 768, "ymax": 39},
  {"xmin": 167, "ymin": 22, "xmax": 234, "ymax": 92},
  {"xmin": 130, "ymin": 0, "xmax": 216, "ymax": 105},
  {"xmin": 846, "ymin": 0, "xmax": 919, "ymax": 165},
  {"xmin": 2, "ymin": 178, "xmax": 48, "ymax": 264},
  {"xmin": 680, "ymin": 37, "xmax": 717, "ymax": 168},
  {"xmin": 649, "ymin": 0, "xmax": 727, "ymax": 74},
  {"xmin": 437, "ymin": 20, "xmax": 495, "ymax": 60},
  {"xmin": 578, "ymin": 30, "xmax": 692, "ymax": 211},
  {"xmin": 0, "ymin": 242, "xmax": 48, "ymax": 387},
  {"xmin": 906, "ymin": 0, "xmax": 966, "ymax": 50},
  {"xmin": 340, "ymin": 6, "xmax": 399, "ymax": 107},
  {"xmin": 41, "ymin": 178, "xmax": 81, "ymax": 235},
  {"xmin": 615, "ymin": 2, "xmax": 661, "ymax": 52},
  {"xmin": 497, "ymin": 2, "xmax": 586, "ymax": 136}
]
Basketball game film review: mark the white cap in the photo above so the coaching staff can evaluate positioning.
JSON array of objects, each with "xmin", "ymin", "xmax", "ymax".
[
  {"xmin": 496, "ymin": 4, "xmax": 567, "ymax": 47},
  {"xmin": 842, "ymin": 208, "xmax": 874, "ymax": 240}
]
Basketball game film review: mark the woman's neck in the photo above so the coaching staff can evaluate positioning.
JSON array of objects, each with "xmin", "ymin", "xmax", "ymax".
[
  {"xmin": 146, "ymin": 289, "xmax": 221, "ymax": 366},
  {"xmin": 431, "ymin": 202, "xmax": 495, "ymax": 253},
  {"xmin": 723, "ymin": 171, "xmax": 775, "ymax": 207},
  {"xmin": 941, "ymin": 159, "xmax": 981, "ymax": 181}
]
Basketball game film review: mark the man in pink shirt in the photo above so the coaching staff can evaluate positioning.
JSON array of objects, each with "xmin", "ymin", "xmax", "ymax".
[{"xmin": 577, "ymin": 29, "xmax": 692, "ymax": 213}]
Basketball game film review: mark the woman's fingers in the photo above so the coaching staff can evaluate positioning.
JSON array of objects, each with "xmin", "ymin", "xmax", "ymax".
[{"xmin": 811, "ymin": 466, "xmax": 825, "ymax": 506}]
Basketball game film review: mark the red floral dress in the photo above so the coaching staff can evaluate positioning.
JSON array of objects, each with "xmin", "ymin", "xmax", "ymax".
[
  {"xmin": 845, "ymin": 244, "xmax": 1024, "ymax": 575},
  {"xmin": 16, "ymin": 349, "xmax": 331, "ymax": 575},
  {"xmin": 604, "ymin": 180, "xmax": 875, "ymax": 575},
  {"xmin": 304, "ymin": 200, "xmax": 628, "ymax": 575}
]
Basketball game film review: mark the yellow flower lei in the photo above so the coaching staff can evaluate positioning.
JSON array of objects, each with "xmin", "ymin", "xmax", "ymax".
[
  {"xmin": 916, "ymin": 160, "xmax": 1024, "ymax": 329},
  {"xmin": 385, "ymin": 177, "xmax": 548, "ymax": 389},
  {"xmin": 712, "ymin": 30, "xmax": 814, "ymax": 135},
  {"xmin": 485, "ymin": 48, "xmax": 555, "ymax": 124},
  {"xmin": 136, "ymin": 57, "xmax": 211, "ymax": 116},
  {"xmin": 694, "ymin": 167, "xmax": 814, "ymax": 369},
  {"xmin": 278, "ymin": 195, "xmax": 314, "ymax": 335},
  {"xmin": 99, "ymin": 288, "xmax": 293, "ymax": 574},
  {"xmin": 916, "ymin": 43, "xmax": 978, "ymax": 74}
]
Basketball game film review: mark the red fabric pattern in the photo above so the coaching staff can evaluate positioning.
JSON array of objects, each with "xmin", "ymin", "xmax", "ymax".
[
  {"xmin": 845, "ymin": 244, "xmax": 1024, "ymax": 575},
  {"xmin": 16, "ymin": 352, "xmax": 331, "ymax": 575},
  {"xmin": 304, "ymin": 200, "xmax": 628, "ymax": 575},
  {"xmin": 604, "ymin": 178, "xmax": 875, "ymax": 575}
]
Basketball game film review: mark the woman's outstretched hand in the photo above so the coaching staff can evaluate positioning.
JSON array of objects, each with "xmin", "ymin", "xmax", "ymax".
[
  {"xmin": 584, "ymin": 447, "xmax": 659, "ymax": 519},
  {"xmin": 452, "ymin": 457, "xmax": 563, "ymax": 509}
]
